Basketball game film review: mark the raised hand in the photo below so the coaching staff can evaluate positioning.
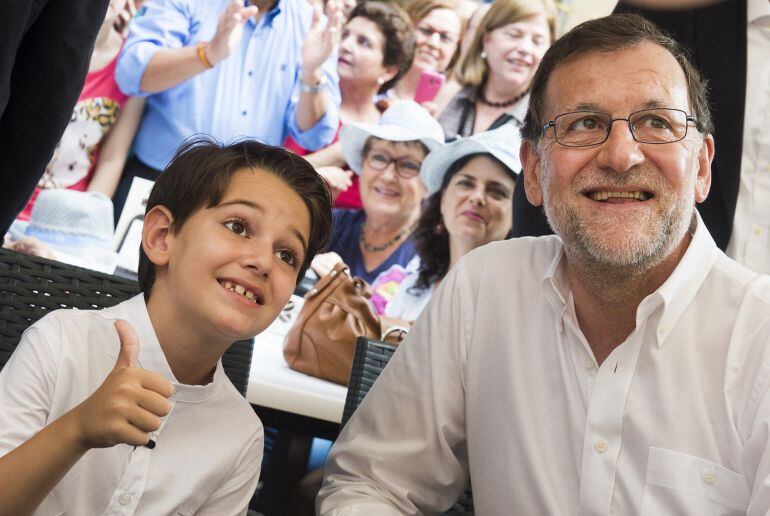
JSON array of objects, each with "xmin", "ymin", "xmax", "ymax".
[
  {"xmin": 69, "ymin": 320, "xmax": 174, "ymax": 449},
  {"xmin": 300, "ymin": 0, "xmax": 344, "ymax": 82},
  {"xmin": 206, "ymin": 0, "xmax": 260, "ymax": 66}
]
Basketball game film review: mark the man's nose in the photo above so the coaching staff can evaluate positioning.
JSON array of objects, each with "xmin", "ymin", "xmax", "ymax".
[
  {"xmin": 595, "ymin": 119, "xmax": 645, "ymax": 173},
  {"xmin": 427, "ymin": 31, "xmax": 441, "ymax": 48}
]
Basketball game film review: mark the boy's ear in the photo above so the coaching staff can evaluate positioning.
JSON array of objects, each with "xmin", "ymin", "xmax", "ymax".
[{"xmin": 142, "ymin": 206, "xmax": 174, "ymax": 267}]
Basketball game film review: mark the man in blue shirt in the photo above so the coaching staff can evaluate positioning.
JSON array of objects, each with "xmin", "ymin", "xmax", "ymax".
[{"xmin": 114, "ymin": 0, "xmax": 342, "ymax": 215}]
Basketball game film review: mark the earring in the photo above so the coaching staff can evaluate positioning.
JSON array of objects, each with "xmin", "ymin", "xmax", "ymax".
[
  {"xmin": 434, "ymin": 221, "xmax": 446, "ymax": 235},
  {"xmin": 377, "ymin": 77, "xmax": 385, "ymax": 85},
  {"xmin": 480, "ymin": 50, "xmax": 487, "ymax": 59}
]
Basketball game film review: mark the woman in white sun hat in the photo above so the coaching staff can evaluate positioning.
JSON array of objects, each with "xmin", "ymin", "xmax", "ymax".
[
  {"xmin": 311, "ymin": 99, "xmax": 444, "ymax": 314},
  {"xmin": 385, "ymin": 124, "xmax": 520, "ymax": 321}
]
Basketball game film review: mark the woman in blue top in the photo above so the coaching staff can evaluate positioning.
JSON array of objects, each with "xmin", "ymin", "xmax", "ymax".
[{"xmin": 311, "ymin": 100, "xmax": 444, "ymax": 312}]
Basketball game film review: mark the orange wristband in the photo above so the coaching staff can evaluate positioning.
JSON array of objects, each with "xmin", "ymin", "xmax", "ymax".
[{"xmin": 197, "ymin": 42, "xmax": 213, "ymax": 69}]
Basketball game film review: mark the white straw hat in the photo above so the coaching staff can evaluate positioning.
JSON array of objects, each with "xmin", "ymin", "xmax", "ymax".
[
  {"xmin": 420, "ymin": 124, "xmax": 522, "ymax": 195},
  {"xmin": 340, "ymin": 100, "xmax": 445, "ymax": 175}
]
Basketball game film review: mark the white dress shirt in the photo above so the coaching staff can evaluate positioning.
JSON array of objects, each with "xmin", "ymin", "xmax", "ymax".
[
  {"xmin": 0, "ymin": 295, "xmax": 263, "ymax": 515},
  {"xmin": 726, "ymin": 0, "xmax": 770, "ymax": 272},
  {"xmin": 318, "ymin": 216, "xmax": 770, "ymax": 515}
]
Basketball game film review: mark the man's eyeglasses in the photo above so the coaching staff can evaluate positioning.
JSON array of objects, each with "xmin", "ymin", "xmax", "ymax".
[
  {"xmin": 542, "ymin": 108, "xmax": 700, "ymax": 147},
  {"xmin": 416, "ymin": 25, "xmax": 458, "ymax": 46},
  {"xmin": 365, "ymin": 150, "xmax": 422, "ymax": 179}
]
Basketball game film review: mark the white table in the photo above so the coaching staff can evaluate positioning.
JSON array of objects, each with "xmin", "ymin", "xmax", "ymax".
[{"xmin": 246, "ymin": 296, "xmax": 348, "ymax": 426}]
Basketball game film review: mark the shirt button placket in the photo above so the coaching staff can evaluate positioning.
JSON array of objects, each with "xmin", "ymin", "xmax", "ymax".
[{"xmin": 594, "ymin": 439, "xmax": 609, "ymax": 454}]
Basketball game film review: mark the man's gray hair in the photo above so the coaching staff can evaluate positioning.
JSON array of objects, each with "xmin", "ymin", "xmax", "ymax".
[{"xmin": 520, "ymin": 13, "xmax": 713, "ymax": 142}]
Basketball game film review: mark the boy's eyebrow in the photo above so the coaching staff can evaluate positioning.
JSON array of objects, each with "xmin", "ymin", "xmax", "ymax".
[{"xmin": 218, "ymin": 199, "xmax": 308, "ymax": 255}]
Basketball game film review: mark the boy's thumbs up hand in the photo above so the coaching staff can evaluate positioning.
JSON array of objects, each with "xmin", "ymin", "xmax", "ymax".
[
  {"xmin": 68, "ymin": 320, "xmax": 174, "ymax": 450},
  {"xmin": 114, "ymin": 319, "xmax": 139, "ymax": 369}
]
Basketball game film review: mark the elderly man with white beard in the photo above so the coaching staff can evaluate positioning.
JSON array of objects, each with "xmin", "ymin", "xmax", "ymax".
[{"xmin": 317, "ymin": 13, "xmax": 770, "ymax": 516}]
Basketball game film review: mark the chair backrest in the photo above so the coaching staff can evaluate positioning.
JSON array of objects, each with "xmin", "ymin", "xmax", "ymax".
[
  {"xmin": 0, "ymin": 249, "xmax": 253, "ymax": 396},
  {"xmin": 341, "ymin": 337, "xmax": 398, "ymax": 428}
]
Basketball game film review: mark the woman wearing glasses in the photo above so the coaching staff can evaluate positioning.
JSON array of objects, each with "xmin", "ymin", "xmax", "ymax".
[
  {"xmin": 310, "ymin": 100, "xmax": 444, "ymax": 312},
  {"xmin": 382, "ymin": 0, "xmax": 463, "ymax": 107},
  {"xmin": 438, "ymin": 0, "xmax": 556, "ymax": 139}
]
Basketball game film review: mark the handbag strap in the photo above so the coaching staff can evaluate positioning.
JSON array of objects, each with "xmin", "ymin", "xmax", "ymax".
[{"xmin": 306, "ymin": 262, "xmax": 349, "ymax": 299}]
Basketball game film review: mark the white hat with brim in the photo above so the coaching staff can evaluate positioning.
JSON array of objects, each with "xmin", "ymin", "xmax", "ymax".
[
  {"xmin": 25, "ymin": 189, "xmax": 115, "ymax": 251},
  {"xmin": 420, "ymin": 124, "xmax": 522, "ymax": 195},
  {"xmin": 341, "ymin": 100, "xmax": 446, "ymax": 175}
]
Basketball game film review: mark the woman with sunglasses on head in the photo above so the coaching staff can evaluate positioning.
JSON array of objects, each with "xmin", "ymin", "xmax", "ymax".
[
  {"xmin": 385, "ymin": 125, "xmax": 520, "ymax": 321},
  {"xmin": 311, "ymin": 100, "xmax": 444, "ymax": 313},
  {"xmin": 437, "ymin": 0, "xmax": 556, "ymax": 139}
]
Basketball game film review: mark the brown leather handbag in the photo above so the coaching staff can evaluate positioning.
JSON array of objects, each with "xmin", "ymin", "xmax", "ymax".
[{"xmin": 283, "ymin": 263, "xmax": 382, "ymax": 385}]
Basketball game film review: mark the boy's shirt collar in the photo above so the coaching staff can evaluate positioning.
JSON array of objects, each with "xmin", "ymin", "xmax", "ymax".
[{"xmin": 105, "ymin": 295, "xmax": 225, "ymax": 403}]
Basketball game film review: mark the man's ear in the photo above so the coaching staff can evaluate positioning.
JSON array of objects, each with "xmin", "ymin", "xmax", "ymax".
[
  {"xmin": 520, "ymin": 139, "xmax": 544, "ymax": 207},
  {"xmin": 694, "ymin": 134, "xmax": 714, "ymax": 203},
  {"xmin": 142, "ymin": 206, "xmax": 174, "ymax": 267}
]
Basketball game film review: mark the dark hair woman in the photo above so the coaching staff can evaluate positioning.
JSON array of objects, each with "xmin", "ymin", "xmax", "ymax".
[{"xmin": 385, "ymin": 124, "xmax": 520, "ymax": 320}]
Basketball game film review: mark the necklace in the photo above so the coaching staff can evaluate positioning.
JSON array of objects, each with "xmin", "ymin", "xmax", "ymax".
[
  {"xmin": 477, "ymin": 87, "xmax": 527, "ymax": 108},
  {"xmin": 359, "ymin": 221, "xmax": 415, "ymax": 253}
]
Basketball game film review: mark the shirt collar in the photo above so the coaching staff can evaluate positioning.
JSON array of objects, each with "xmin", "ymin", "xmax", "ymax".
[
  {"xmin": 106, "ymin": 294, "xmax": 225, "ymax": 403},
  {"xmin": 248, "ymin": 0, "xmax": 282, "ymax": 28},
  {"xmin": 542, "ymin": 240, "xmax": 569, "ymax": 333},
  {"xmin": 748, "ymin": 0, "xmax": 770, "ymax": 26},
  {"xmin": 645, "ymin": 211, "xmax": 719, "ymax": 347},
  {"xmin": 540, "ymin": 210, "xmax": 719, "ymax": 346}
]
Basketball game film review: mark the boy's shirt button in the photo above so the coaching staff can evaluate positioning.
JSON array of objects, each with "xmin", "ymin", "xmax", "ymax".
[{"xmin": 119, "ymin": 493, "xmax": 131, "ymax": 505}]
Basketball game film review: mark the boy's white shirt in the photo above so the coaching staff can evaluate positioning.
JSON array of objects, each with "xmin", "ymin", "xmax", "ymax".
[{"xmin": 0, "ymin": 294, "xmax": 263, "ymax": 515}]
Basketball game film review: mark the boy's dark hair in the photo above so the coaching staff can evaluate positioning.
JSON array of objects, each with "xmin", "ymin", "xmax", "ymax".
[
  {"xmin": 521, "ymin": 13, "xmax": 713, "ymax": 142},
  {"xmin": 348, "ymin": 1, "xmax": 416, "ymax": 94},
  {"xmin": 137, "ymin": 137, "xmax": 333, "ymax": 298}
]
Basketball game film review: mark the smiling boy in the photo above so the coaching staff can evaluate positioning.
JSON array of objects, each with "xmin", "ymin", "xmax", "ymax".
[{"xmin": 0, "ymin": 138, "xmax": 332, "ymax": 515}]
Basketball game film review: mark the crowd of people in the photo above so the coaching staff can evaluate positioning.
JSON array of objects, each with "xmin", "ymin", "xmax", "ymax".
[{"xmin": 1, "ymin": 0, "xmax": 769, "ymax": 514}]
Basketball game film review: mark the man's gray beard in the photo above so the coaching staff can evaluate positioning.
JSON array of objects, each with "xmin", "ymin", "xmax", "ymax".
[{"xmin": 540, "ymin": 166, "xmax": 696, "ymax": 278}]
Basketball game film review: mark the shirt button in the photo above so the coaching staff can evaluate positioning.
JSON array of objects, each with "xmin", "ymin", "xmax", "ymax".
[
  {"xmin": 241, "ymin": 110, "xmax": 247, "ymax": 116},
  {"xmin": 584, "ymin": 358, "xmax": 595, "ymax": 369},
  {"xmin": 119, "ymin": 493, "xmax": 131, "ymax": 505},
  {"xmin": 703, "ymin": 470, "xmax": 717, "ymax": 484},
  {"xmin": 594, "ymin": 439, "xmax": 608, "ymax": 453},
  {"xmin": 763, "ymin": 163, "xmax": 770, "ymax": 173},
  {"xmin": 754, "ymin": 227, "xmax": 762, "ymax": 236}
]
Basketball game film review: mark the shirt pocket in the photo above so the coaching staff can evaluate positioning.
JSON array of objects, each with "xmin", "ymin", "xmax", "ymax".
[{"xmin": 640, "ymin": 446, "xmax": 750, "ymax": 515}]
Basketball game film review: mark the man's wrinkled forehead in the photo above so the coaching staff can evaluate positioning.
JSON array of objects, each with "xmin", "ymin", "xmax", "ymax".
[{"xmin": 542, "ymin": 43, "xmax": 691, "ymax": 118}]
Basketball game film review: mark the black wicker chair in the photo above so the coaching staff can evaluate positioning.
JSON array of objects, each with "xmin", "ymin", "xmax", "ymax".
[
  {"xmin": 0, "ymin": 248, "xmax": 253, "ymax": 396},
  {"xmin": 341, "ymin": 337, "xmax": 399, "ymax": 427},
  {"xmin": 341, "ymin": 337, "xmax": 474, "ymax": 515}
]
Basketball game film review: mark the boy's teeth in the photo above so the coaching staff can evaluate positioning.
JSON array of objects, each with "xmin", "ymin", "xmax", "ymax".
[{"xmin": 222, "ymin": 280, "xmax": 258, "ymax": 303}]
